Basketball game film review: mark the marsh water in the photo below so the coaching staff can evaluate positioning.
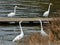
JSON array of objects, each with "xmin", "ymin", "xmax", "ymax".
[
  {"xmin": 0, "ymin": 0, "xmax": 54, "ymax": 18},
  {"xmin": 0, "ymin": 0, "xmax": 60, "ymax": 45},
  {"xmin": 0, "ymin": 0, "xmax": 59, "ymax": 17},
  {"xmin": 0, "ymin": 22, "xmax": 42, "ymax": 45}
]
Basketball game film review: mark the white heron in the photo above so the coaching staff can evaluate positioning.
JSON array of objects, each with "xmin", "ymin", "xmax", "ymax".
[
  {"xmin": 39, "ymin": 20, "xmax": 51, "ymax": 45},
  {"xmin": 39, "ymin": 20, "xmax": 48, "ymax": 36},
  {"xmin": 43, "ymin": 3, "xmax": 52, "ymax": 17},
  {"xmin": 8, "ymin": 6, "xmax": 17, "ymax": 24},
  {"xmin": 12, "ymin": 21, "xmax": 24, "ymax": 42},
  {"xmin": 8, "ymin": 6, "xmax": 17, "ymax": 17}
]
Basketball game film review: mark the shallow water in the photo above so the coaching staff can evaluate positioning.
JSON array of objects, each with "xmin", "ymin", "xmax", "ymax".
[
  {"xmin": 0, "ymin": 0, "xmax": 51, "ymax": 18},
  {"xmin": 0, "ymin": 0, "xmax": 59, "ymax": 18},
  {"xmin": 0, "ymin": 23, "xmax": 41, "ymax": 45},
  {"xmin": 0, "ymin": 0, "xmax": 60, "ymax": 45}
]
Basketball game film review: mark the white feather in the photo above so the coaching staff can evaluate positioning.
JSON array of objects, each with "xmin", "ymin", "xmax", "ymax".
[
  {"xmin": 13, "ymin": 33, "xmax": 24, "ymax": 42},
  {"xmin": 12, "ymin": 21, "xmax": 24, "ymax": 42},
  {"xmin": 8, "ymin": 6, "xmax": 17, "ymax": 17},
  {"xmin": 8, "ymin": 12, "xmax": 15, "ymax": 17},
  {"xmin": 8, "ymin": 6, "xmax": 17, "ymax": 24},
  {"xmin": 39, "ymin": 20, "xmax": 48, "ymax": 36},
  {"xmin": 43, "ymin": 11, "xmax": 49, "ymax": 17},
  {"xmin": 43, "ymin": 3, "xmax": 52, "ymax": 17},
  {"xmin": 40, "ymin": 29, "xmax": 48, "ymax": 36}
]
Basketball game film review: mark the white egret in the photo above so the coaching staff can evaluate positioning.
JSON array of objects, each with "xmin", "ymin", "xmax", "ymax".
[
  {"xmin": 8, "ymin": 6, "xmax": 17, "ymax": 17},
  {"xmin": 43, "ymin": 3, "xmax": 52, "ymax": 17},
  {"xmin": 12, "ymin": 21, "xmax": 24, "ymax": 42},
  {"xmin": 39, "ymin": 20, "xmax": 48, "ymax": 36},
  {"xmin": 39, "ymin": 20, "xmax": 51, "ymax": 45},
  {"xmin": 8, "ymin": 6, "xmax": 17, "ymax": 24}
]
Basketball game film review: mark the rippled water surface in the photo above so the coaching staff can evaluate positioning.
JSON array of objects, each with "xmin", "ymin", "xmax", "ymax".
[
  {"xmin": 0, "ymin": 0, "xmax": 60, "ymax": 45},
  {"xmin": 0, "ymin": 22, "xmax": 41, "ymax": 45}
]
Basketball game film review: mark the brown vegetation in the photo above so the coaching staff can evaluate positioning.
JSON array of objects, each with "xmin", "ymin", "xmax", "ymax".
[
  {"xmin": 16, "ymin": 19, "xmax": 60, "ymax": 45},
  {"xmin": 49, "ymin": 19, "xmax": 60, "ymax": 40}
]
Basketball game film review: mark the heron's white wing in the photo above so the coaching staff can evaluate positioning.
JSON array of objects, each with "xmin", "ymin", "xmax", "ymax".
[
  {"xmin": 41, "ymin": 30, "xmax": 48, "ymax": 36},
  {"xmin": 12, "ymin": 33, "xmax": 24, "ymax": 42},
  {"xmin": 8, "ymin": 12, "xmax": 15, "ymax": 17},
  {"xmin": 43, "ymin": 11, "xmax": 49, "ymax": 17},
  {"xmin": 12, "ymin": 35, "xmax": 20, "ymax": 42}
]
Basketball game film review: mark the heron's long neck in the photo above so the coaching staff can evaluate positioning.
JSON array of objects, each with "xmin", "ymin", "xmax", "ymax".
[
  {"xmin": 48, "ymin": 4, "xmax": 51, "ymax": 12},
  {"xmin": 14, "ymin": 7, "xmax": 16, "ymax": 13},
  {"xmin": 19, "ymin": 22, "xmax": 23, "ymax": 34},
  {"xmin": 40, "ymin": 21, "xmax": 43, "ymax": 31}
]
